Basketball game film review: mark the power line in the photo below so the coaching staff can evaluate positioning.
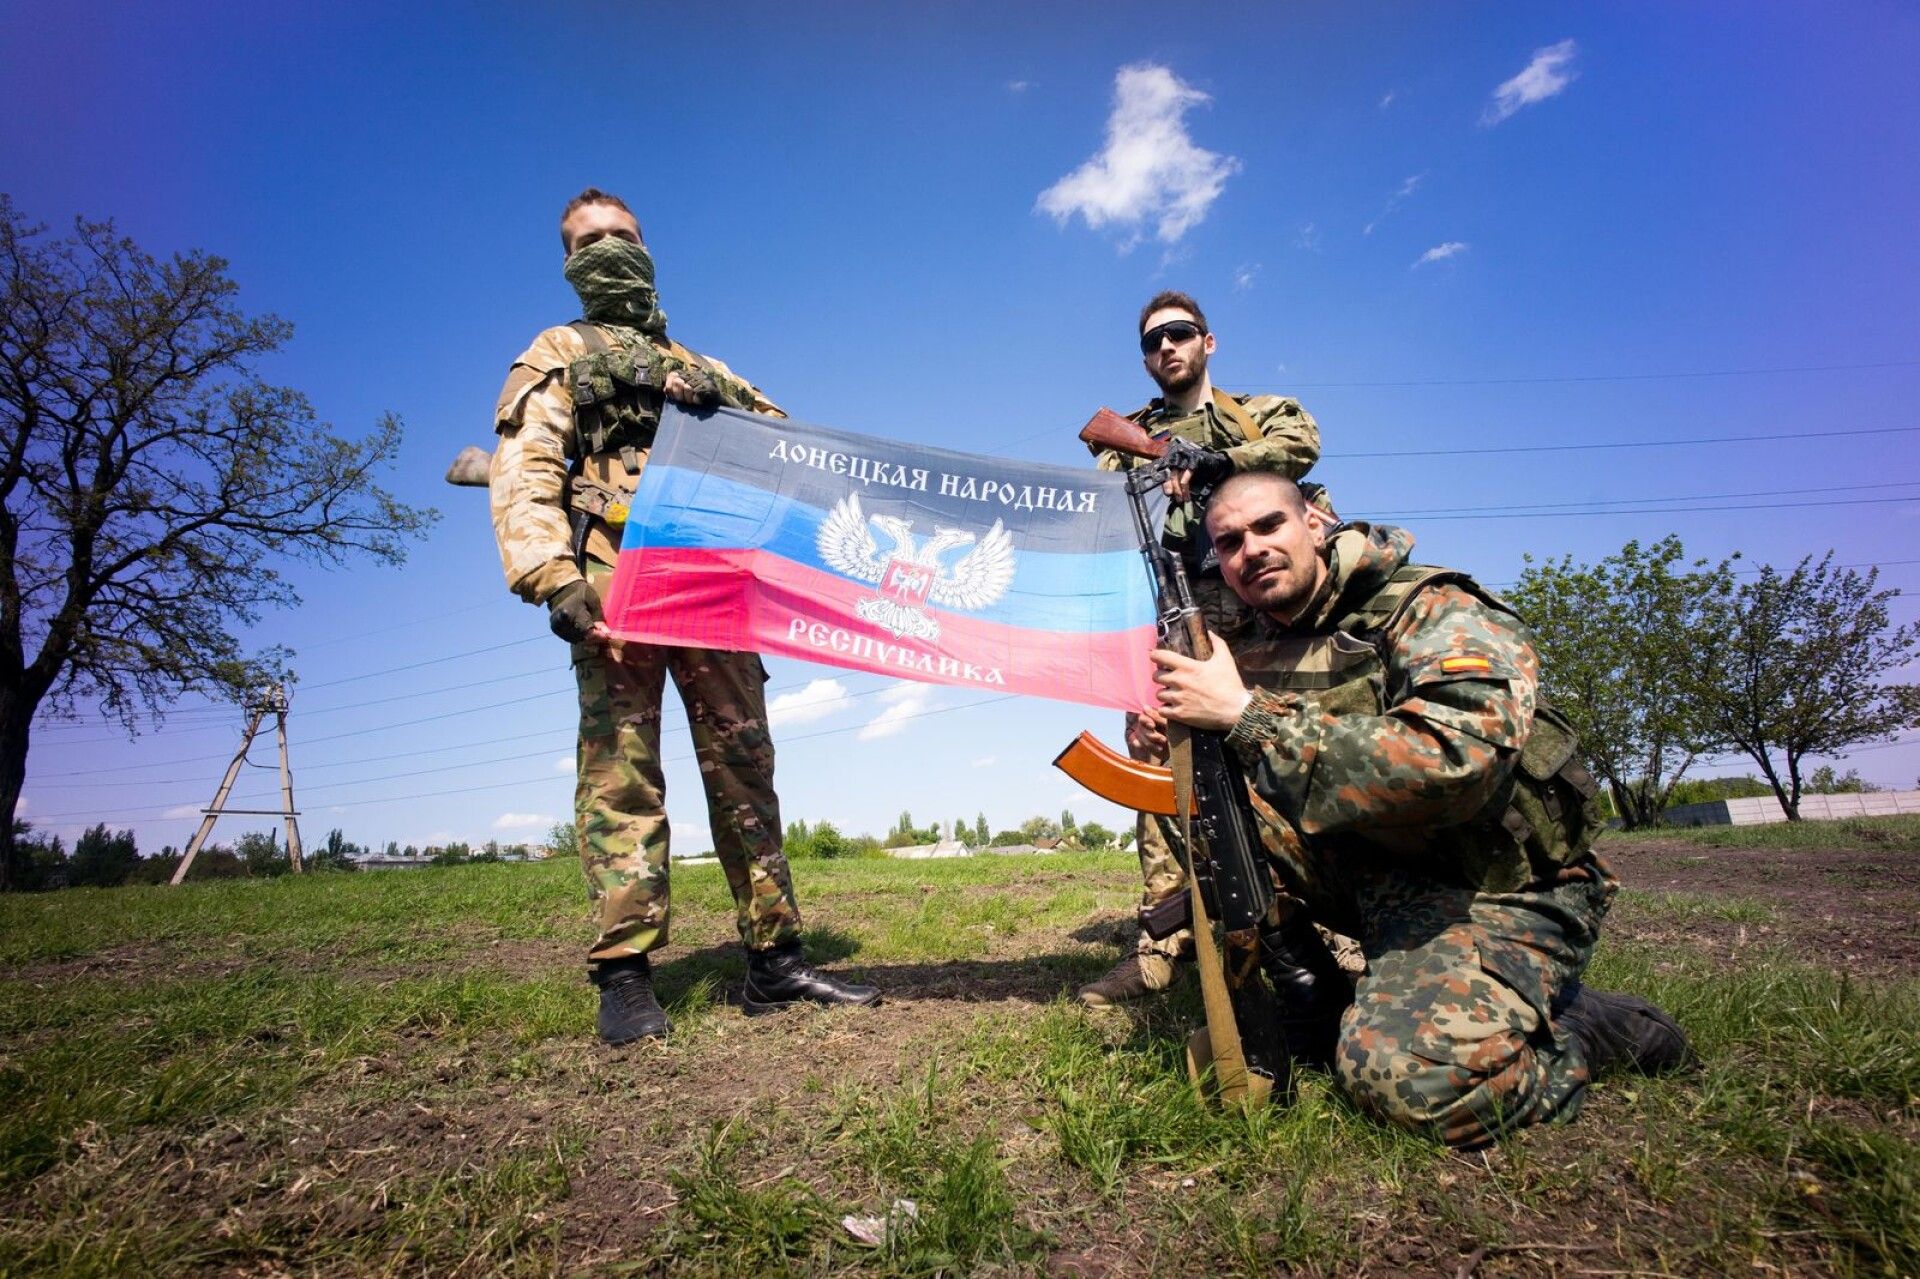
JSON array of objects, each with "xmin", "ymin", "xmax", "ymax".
[
  {"xmin": 1286, "ymin": 359, "xmax": 1920, "ymax": 389},
  {"xmin": 1367, "ymin": 478, "xmax": 1920, "ymax": 518},
  {"xmin": 44, "ymin": 681, "xmax": 918, "ymax": 789},
  {"xmin": 298, "ymin": 636, "xmax": 544, "ymax": 690},
  {"xmin": 27, "ymin": 692, "xmax": 1021, "ymax": 821},
  {"xmin": 1331, "ymin": 424, "xmax": 1920, "ymax": 460},
  {"xmin": 1376, "ymin": 495, "xmax": 1919, "ymax": 523}
]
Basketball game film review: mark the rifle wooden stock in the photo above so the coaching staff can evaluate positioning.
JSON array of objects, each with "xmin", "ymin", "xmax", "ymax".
[
  {"xmin": 1052, "ymin": 731, "xmax": 1177, "ymax": 816},
  {"xmin": 1078, "ymin": 408, "xmax": 1168, "ymax": 461}
]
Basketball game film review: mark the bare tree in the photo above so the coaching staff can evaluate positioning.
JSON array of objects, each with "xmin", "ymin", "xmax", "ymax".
[
  {"xmin": 0, "ymin": 196, "xmax": 436, "ymax": 887},
  {"xmin": 1690, "ymin": 554, "xmax": 1919, "ymax": 820}
]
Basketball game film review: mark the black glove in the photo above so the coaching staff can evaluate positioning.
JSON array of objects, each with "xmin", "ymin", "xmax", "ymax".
[
  {"xmin": 547, "ymin": 579, "xmax": 603, "ymax": 644},
  {"xmin": 666, "ymin": 365, "xmax": 722, "ymax": 408},
  {"xmin": 1162, "ymin": 437, "xmax": 1233, "ymax": 490}
]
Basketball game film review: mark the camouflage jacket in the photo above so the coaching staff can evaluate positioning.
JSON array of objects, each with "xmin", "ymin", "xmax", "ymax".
[
  {"xmin": 1225, "ymin": 523, "xmax": 1540, "ymax": 856},
  {"xmin": 487, "ymin": 324, "xmax": 781, "ymax": 604},
  {"xmin": 1090, "ymin": 389, "xmax": 1320, "ymax": 550}
]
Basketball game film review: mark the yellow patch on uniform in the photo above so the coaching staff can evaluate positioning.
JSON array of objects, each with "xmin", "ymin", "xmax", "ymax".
[
  {"xmin": 605, "ymin": 501, "xmax": 630, "ymax": 527},
  {"xmin": 1440, "ymin": 655, "xmax": 1493, "ymax": 674}
]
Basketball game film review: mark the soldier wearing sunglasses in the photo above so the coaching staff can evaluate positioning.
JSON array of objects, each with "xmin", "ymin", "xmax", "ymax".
[{"xmin": 1077, "ymin": 289, "xmax": 1330, "ymax": 1008}]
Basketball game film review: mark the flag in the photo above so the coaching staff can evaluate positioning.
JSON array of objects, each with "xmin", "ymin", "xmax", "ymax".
[{"xmin": 601, "ymin": 404, "xmax": 1159, "ymax": 711}]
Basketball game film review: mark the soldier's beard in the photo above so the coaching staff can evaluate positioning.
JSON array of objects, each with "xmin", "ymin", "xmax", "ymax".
[{"xmin": 1151, "ymin": 347, "xmax": 1208, "ymax": 398}]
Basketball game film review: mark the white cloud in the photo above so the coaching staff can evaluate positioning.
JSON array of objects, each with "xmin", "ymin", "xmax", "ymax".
[
  {"xmin": 163, "ymin": 803, "xmax": 202, "ymax": 819},
  {"xmin": 1007, "ymin": 79, "xmax": 1030, "ymax": 94},
  {"xmin": 493, "ymin": 811, "xmax": 552, "ymax": 830},
  {"xmin": 970, "ymin": 755, "xmax": 997, "ymax": 768},
  {"xmin": 768, "ymin": 677, "xmax": 853, "ymax": 728},
  {"xmin": 1036, "ymin": 63, "xmax": 1241, "ymax": 248},
  {"xmin": 1413, "ymin": 241, "xmax": 1470, "ymax": 268},
  {"xmin": 1379, "ymin": 90, "xmax": 1397, "ymax": 111},
  {"xmin": 1234, "ymin": 263, "xmax": 1261, "ymax": 291},
  {"xmin": 1364, "ymin": 173, "xmax": 1424, "ymax": 236},
  {"xmin": 859, "ymin": 683, "xmax": 937, "ymax": 741},
  {"xmin": 1482, "ymin": 39, "xmax": 1579, "ymax": 126},
  {"xmin": 1294, "ymin": 222, "xmax": 1322, "ymax": 253},
  {"xmin": 553, "ymin": 755, "xmax": 575, "ymax": 773}
]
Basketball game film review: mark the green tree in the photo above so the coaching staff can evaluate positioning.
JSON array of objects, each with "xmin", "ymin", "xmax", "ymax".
[
  {"xmin": 1690, "ymin": 554, "xmax": 1919, "ymax": 820},
  {"xmin": 809, "ymin": 821, "xmax": 848, "ymax": 859},
  {"xmin": 310, "ymin": 828, "xmax": 361, "ymax": 873},
  {"xmin": 68, "ymin": 823, "xmax": 139, "ymax": 887},
  {"xmin": 8, "ymin": 819, "xmax": 66, "ymax": 890},
  {"xmin": 973, "ymin": 813, "xmax": 990, "ymax": 845},
  {"xmin": 1019, "ymin": 815, "xmax": 1062, "ymax": 843},
  {"xmin": 1507, "ymin": 537, "xmax": 1735, "ymax": 827},
  {"xmin": 544, "ymin": 822, "xmax": 577, "ymax": 860},
  {"xmin": 0, "ymin": 197, "xmax": 436, "ymax": 890},
  {"xmin": 235, "ymin": 830, "xmax": 288, "ymax": 878},
  {"xmin": 1805, "ymin": 765, "xmax": 1877, "ymax": 795},
  {"xmin": 1060, "ymin": 809, "xmax": 1077, "ymax": 835},
  {"xmin": 1077, "ymin": 821, "xmax": 1116, "ymax": 849}
]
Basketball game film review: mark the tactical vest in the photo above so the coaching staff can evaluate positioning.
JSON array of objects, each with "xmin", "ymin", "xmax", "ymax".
[
  {"xmin": 563, "ymin": 321, "xmax": 722, "ymax": 563},
  {"xmin": 1245, "ymin": 564, "xmax": 1605, "ymax": 894}
]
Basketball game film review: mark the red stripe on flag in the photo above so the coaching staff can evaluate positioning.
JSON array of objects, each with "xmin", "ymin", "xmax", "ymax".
[{"xmin": 604, "ymin": 547, "xmax": 1158, "ymax": 712}]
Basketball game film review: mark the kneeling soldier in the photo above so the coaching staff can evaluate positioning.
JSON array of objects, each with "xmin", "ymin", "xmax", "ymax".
[{"xmin": 1144, "ymin": 471, "xmax": 1691, "ymax": 1146}]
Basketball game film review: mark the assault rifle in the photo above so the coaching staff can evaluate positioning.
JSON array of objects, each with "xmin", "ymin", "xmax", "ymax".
[{"xmin": 1055, "ymin": 409, "xmax": 1286, "ymax": 1109}]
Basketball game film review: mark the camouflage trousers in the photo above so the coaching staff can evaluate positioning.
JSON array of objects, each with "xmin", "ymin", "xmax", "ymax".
[
  {"xmin": 574, "ymin": 560, "xmax": 802, "ymax": 969},
  {"xmin": 1297, "ymin": 844, "xmax": 1618, "ymax": 1148}
]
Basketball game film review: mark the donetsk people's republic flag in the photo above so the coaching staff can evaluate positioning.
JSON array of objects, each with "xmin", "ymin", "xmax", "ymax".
[{"xmin": 601, "ymin": 404, "xmax": 1159, "ymax": 712}]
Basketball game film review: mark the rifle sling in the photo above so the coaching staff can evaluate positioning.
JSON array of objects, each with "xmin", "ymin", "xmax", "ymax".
[{"xmin": 1172, "ymin": 725, "xmax": 1257, "ymax": 1105}]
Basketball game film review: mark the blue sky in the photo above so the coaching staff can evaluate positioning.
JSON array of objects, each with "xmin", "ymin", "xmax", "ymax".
[{"xmin": 7, "ymin": 2, "xmax": 1918, "ymax": 856}]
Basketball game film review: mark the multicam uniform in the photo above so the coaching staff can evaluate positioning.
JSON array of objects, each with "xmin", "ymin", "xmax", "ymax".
[
  {"xmin": 1089, "ymin": 390, "xmax": 1322, "ymax": 965},
  {"xmin": 488, "ymin": 323, "xmax": 802, "ymax": 970},
  {"xmin": 1226, "ymin": 522, "xmax": 1612, "ymax": 1147}
]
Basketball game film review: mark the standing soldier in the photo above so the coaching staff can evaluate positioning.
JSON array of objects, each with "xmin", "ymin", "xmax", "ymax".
[
  {"xmin": 1077, "ymin": 291, "xmax": 1327, "ymax": 1008},
  {"xmin": 489, "ymin": 189, "xmax": 879, "ymax": 1044}
]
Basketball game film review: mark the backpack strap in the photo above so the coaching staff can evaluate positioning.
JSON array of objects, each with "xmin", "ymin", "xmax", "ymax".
[
  {"xmin": 569, "ymin": 320, "xmax": 612, "ymax": 354},
  {"xmin": 1340, "ymin": 565, "xmax": 1480, "ymax": 638},
  {"xmin": 1210, "ymin": 387, "xmax": 1266, "ymax": 446}
]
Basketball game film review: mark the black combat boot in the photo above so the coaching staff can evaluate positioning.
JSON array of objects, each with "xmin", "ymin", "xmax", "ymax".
[
  {"xmin": 1259, "ymin": 913, "xmax": 1355, "ymax": 1069},
  {"xmin": 591, "ymin": 955, "xmax": 670, "ymax": 1045},
  {"xmin": 742, "ymin": 941, "xmax": 881, "ymax": 1015},
  {"xmin": 1557, "ymin": 984, "xmax": 1697, "ymax": 1075}
]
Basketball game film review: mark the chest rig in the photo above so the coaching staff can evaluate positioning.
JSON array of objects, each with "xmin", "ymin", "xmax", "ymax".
[
  {"xmin": 1243, "ymin": 564, "xmax": 1605, "ymax": 893},
  {"xmin": 563, "ymin": 321, "xmax": 713, "ymax": 564}
]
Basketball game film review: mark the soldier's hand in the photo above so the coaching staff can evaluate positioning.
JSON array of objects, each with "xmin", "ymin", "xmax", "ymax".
[
  {"xmin": 1161, "ymin": 439, "xmax": 1231, "ymax": 503},
  {"xmin": 1125, "ymin": 709, "xmax": 1169, "ymax": 760},
  {"xmin": 547, "ymin": 579, "xmax": 606, "ymax": 645},
  {"xmin": 663, "ymin": 368, "xmax": 721, "ymax": 407},
  {"xmin": 1151, "ymin": 636, "xmax": 1253, "ymax": 731}
]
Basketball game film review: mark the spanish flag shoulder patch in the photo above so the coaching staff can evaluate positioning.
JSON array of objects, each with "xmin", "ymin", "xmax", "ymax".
[{"xmin": 1439, "ymin": 655, "xmax": 1495, "ymax": 674}]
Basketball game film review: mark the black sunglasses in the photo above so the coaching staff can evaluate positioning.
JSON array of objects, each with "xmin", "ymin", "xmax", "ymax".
[{"xmin": 1140, "ymin": 320, "xmax": 1205, "ymax": 354}]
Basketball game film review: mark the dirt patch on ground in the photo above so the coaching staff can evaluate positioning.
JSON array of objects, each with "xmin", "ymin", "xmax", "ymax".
[{"xmin": 1599, "ymin": 839, "xmax": 1920, "ymax": 979}]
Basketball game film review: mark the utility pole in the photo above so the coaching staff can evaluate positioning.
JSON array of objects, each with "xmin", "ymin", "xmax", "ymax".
[{"xmin": 169, "ymin": 683, "xmax": 303, "ymax": 884}]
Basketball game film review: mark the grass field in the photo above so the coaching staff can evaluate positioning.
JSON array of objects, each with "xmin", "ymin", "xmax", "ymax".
[{"xmin": 3, "ymin": 827, "xmax": 1917, "ymax": 1277}]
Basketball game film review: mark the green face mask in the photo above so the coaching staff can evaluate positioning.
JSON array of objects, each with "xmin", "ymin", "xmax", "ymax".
[{"xmin": 564, "ymin": 237, "xmax": 668, "ymax": 337}]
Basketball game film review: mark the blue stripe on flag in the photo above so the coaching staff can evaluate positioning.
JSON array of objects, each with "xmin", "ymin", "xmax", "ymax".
[{"xmin": 622, "ymin": 463, "xmax": 1156, "ymax": 634}]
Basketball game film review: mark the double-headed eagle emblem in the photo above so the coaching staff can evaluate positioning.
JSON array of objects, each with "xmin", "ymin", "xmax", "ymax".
[{"xmin": 818, "ymin": 494, "xmax": 1016, "ymax": 611}]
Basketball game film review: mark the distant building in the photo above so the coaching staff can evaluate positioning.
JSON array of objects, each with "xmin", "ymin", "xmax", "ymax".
[
  {"xmin": 1662, "ymin": 789, "xmax": 1920, "ymax": 827},
  {"xmin": 888, "ymin": 838, "xmax": 973, "ymax": 860}
]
